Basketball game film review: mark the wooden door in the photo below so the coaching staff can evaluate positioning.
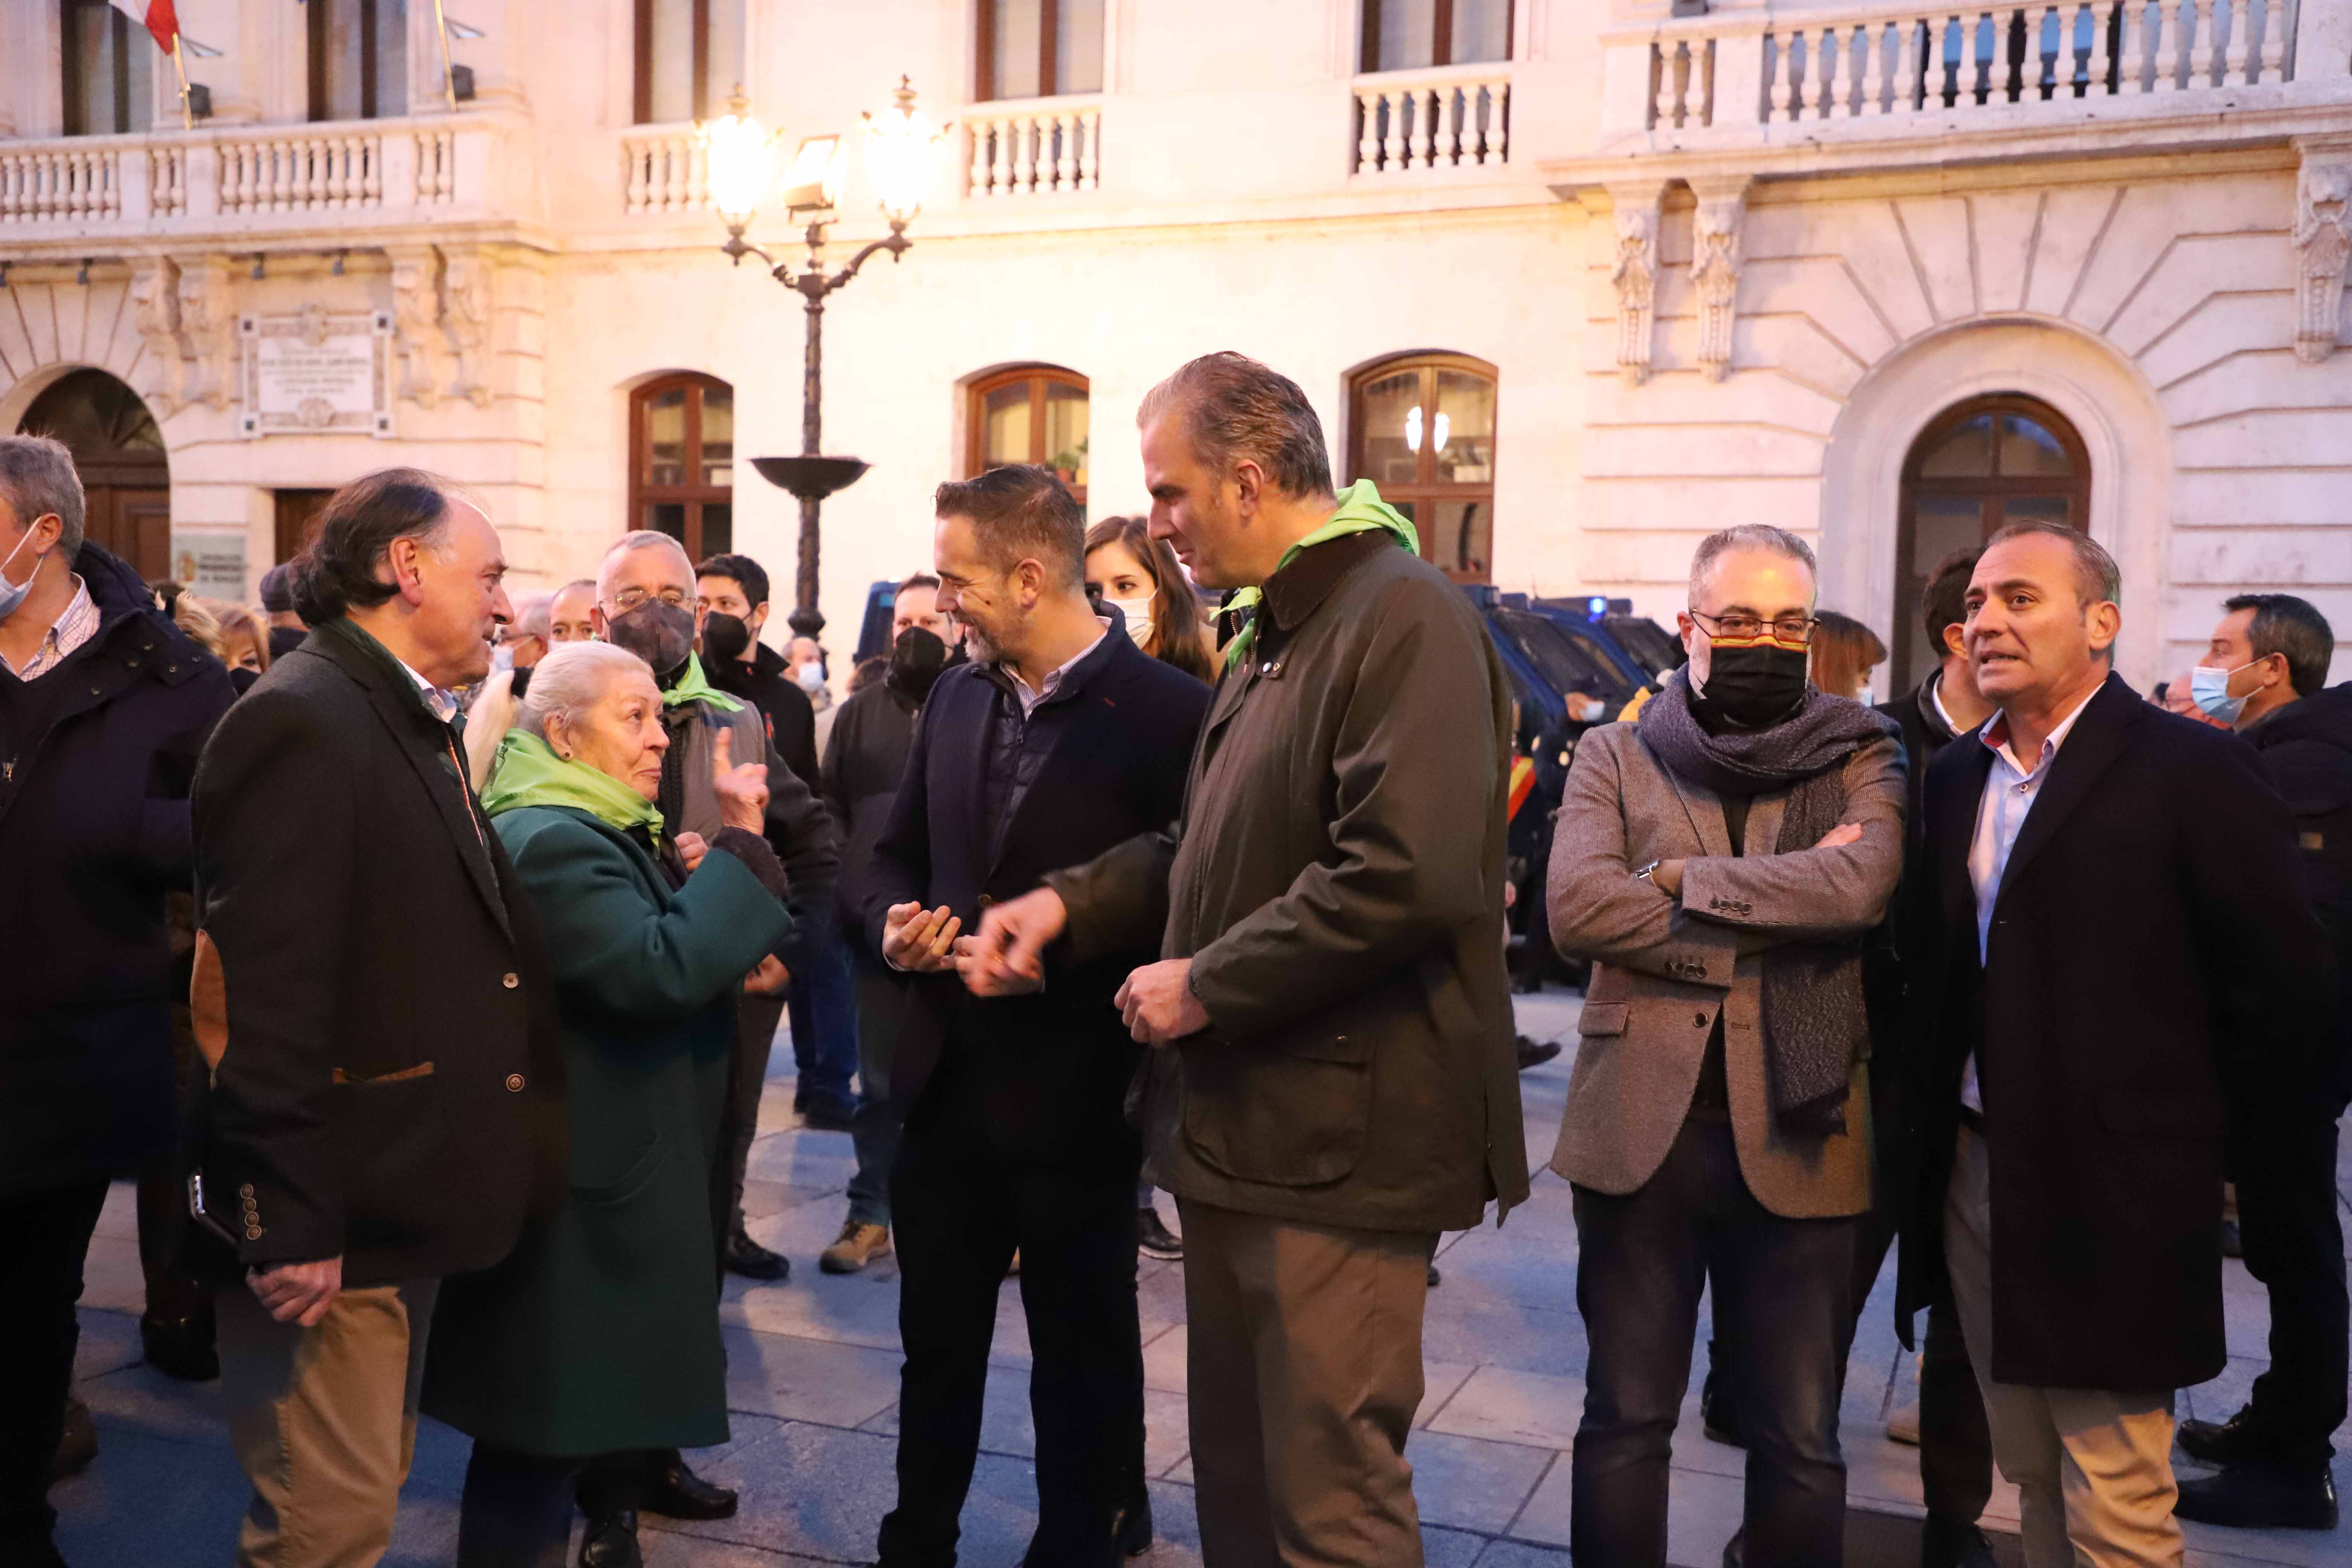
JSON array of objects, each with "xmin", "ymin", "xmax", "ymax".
[
  {"xmin": 275, "ymin": 489, "xmax": 334, "ymax": 563},
  {"xmin": 81, "ymin": 487, "xmax": 173, "ymax": 582}
]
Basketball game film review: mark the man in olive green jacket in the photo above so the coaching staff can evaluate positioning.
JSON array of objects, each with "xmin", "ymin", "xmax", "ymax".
[{"xmin": 965, "ymin": 353, "xmax": 1527, "ymax": 1568}]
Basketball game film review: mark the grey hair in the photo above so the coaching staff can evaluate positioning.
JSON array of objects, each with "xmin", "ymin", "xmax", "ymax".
[
  {"xmin": 1987, "ymin": 521, "xmax": 2121, "ymax": 609},
  {"xmin": 1689, "ymin": 524, "xmax": 1817, "ymax": 604},
  {"xmin": 597, "ymin": 529, "xmax": 693, "ymax": 599},
  {"xmin": 516, "ymin": 640, "xmax": 655, "ymax": 742},
  {"xmin": 510, "ymin": 590, "xmax": 553, "ymax": 642},
  {"xmin": 0, "ymin": 435, "xmax": 88, "ymax": 555},
  {"xmin": 1136, "ymin": 352, "xmax": 1334, "ymax": 499}
]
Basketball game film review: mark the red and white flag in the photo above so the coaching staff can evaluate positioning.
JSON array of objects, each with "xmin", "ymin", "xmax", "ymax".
[{"xmin": 109, "ymin": 0, "xmax": 180, "ymax": 53}]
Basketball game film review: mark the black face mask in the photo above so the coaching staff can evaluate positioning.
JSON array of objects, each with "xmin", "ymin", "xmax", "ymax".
[
  {"xmin": 700, "ymin": 610, "xmax": 752, "ymax": 666},
  {"xmin": 228, "ymin": 665, "xmax": 262, "ymax": 696},
  {"xmin": 885, "ymin": 626, "xmax": 949, "ymax": 707},
  {"xmin": 606, "ymin": 599, "xmax": 694, "ymax": 684},
  {"xmin": 1695, "ymin": 640, "xmax": 1811, "ymax": 729}
]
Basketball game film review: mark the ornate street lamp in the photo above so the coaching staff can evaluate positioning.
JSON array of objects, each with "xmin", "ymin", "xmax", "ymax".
[{"xmin": 702, "ymin": 78, "xmax": 942, "ymax": 638}]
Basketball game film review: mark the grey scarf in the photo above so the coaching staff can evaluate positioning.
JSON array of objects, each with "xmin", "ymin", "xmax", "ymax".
[{"xmin": 1638, "ymin": 669, "xmax": 1899, "ymax": 1135}]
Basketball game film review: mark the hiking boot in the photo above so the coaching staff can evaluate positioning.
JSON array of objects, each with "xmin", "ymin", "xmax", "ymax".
[{"xmin": 821, "ymin": 1220, "xmax": 893, "ymax": 1275}]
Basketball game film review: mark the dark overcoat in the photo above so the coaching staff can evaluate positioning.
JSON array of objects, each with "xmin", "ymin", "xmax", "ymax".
[
  {"xmin": 1896, "ymin": 673, "xmax": 2336, "ymax": 1389},
  {"xmin": 423, "ymin": 807, "xmax": 790, "ymax": 1456},
  {"xmin": 1048, "ymin": 533, "xmax": 1530, "ymax": 1234}
]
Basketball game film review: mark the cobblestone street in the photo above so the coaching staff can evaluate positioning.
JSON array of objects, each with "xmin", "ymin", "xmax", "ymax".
[{"xmin": 54, "ymin": 992, "xmax": 2352, "ymax": 1568}]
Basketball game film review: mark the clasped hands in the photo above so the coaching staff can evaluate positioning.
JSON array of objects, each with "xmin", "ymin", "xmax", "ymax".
[{"xmin": 884, "ymin": 887, "xmax": 1208, "ymax": 1048}]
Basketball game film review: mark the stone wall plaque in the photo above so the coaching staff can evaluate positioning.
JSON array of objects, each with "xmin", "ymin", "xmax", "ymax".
[
  {"xmin": 171, "ymin": 531, "xmax": 248, "ymax": 599},
  {"xmin": 238, "ymin": 303, "xmax": 396, "ymax": 439}
]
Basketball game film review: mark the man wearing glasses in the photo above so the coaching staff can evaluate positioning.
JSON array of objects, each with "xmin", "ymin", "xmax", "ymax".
[{"xmin": 1546, "ymin": 524, "xmax": 1907, "ymax": 1567}]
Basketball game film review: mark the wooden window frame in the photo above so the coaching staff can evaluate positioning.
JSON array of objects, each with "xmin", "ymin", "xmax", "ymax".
[
  {"xmin": 1892, "ymin": 391, "xmax": 2092, "ymax": 692},
  {"xmin": 976, "ymin": 0, "xmax": 1072, "ymax": 101},
  {"xmin": 1361, "ymin": 0, "xmax": 1516, "ymax": 74},
  {"xmin": 1346, "ymin": 351, "xmax": 1498, "ymax": 585},
  {"xmin": 62, "ymin": 0, "xmax": 138, "ymax": 136},
  {"xmin": 965, "ymin": 364, "xmax": 1090, "ymax": 507},
  {"xmin": 308, "ymin": 0, "xmax": 396, "ymax": 123},
  {"xmin": 633, "ymin": 0, "xmax": 717, "ymax": 124},
  {"xmin": 628, "ymin": 372, "xmax": 735, "ymax": 564}
]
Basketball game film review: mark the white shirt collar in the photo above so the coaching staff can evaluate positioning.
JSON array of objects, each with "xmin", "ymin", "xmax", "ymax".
[
  {"xmin": 1980, "ymin": 680, "xmax": 2101, "ymax": 778},
  {"xmin": 393, "ymin": 653, "xmax": 459, "ymax": 724}
]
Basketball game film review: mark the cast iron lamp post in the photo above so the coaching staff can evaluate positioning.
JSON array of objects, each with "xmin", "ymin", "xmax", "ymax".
[{"xmin": 702, "ymin": 78, "xmax": 941, "ymax": 637}]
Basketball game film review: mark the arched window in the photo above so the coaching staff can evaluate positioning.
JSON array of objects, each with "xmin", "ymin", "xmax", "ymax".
[
  {"xmin": 63, "ymin": 0, "xmax": 155, "ymax": 136},
  {"xmin": 634, "ymin": 0, "xmax": 747, "ymax": 123},
  {"xmin": 628, "ymin": 373, "xmax": 734, "ymax": 561},
  {"xmin": 18, "ymin": 369, "xmax": 170, "ymax": 579},
  {"xmin": 1893, "ymin": 392, "xmax": 2091, "ymax": 692},
  {"xmin": 966, "ymin": 365, "xmax": 1089, "ymax": 506},
  {"xmin": 308, "ymin": 0, "xmax": 409, "ymax": 121},
  {"xmin": 1347, "ymin": 351, "xmax": 1496, "ymax": 583}
]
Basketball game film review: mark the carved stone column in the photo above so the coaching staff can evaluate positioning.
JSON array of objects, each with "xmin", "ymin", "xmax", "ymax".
[
  {"xmin": 173, "ymin": 255, "xmax": 237, "ymax": 410},
  {"xmin": 387, "ymin": 245, "xmax": 449, "ymax": 407},
  {"xmin": 442, "ymin": 250, "xmax": 495, "ymax": 408},
  {"xmin": 1605, "ymin": 180, "xmax": 1668, "ymax": 385},
  {"xmin": 129, "ymin": 256, "xmax": 188, "ymax": 415},
  {"xmin": 2292, "ymin": 156, "xmax": 2351, "ymax": 365},
  {"xmin": 1688, "ymin": 174, "xmax": 1752, "ymax": 383}
]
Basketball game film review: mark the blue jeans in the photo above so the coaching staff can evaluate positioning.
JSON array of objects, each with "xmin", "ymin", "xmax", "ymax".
[
  {"xmin": 1571, "ymin": 1119, "xmax": 1856, "ymax": 1568},
  {"xmin": 786, "ymin": 930, "xmax": 858, "ymax": 1113}
]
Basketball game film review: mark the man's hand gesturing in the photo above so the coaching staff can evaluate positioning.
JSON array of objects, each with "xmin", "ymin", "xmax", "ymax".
[
  {"xmin": 955, "ymin": 887, "xmax": 1066, "ymax": 997},
  {"xmin": 883, "ymin": 902, "xmax": 962, "ymax": 974},
  {"xmin": 711, "ymin": 728, "xmax": 769, "ymax": 834}
]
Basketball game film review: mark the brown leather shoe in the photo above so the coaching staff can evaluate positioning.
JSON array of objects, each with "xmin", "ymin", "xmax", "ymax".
[{"xmin": 819, "ymin": 1219, "xmax": 892, "ymax": 1275}]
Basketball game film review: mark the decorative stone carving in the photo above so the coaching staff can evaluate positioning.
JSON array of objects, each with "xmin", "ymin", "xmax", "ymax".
[
  {"xmin": 128, "ymin": 256, "xmax": 187, "ymax": 415},
  {"xmin": 443, "ymin": 251, "xmax": 494, "ymax": 408},
  {"xmin": 2293, "ymin": 160, "xmax": 2351, "ymax": 365},
  {"xmin": 387, "ymin": 246, "xmax": 448, "ymax": 408},
  {"xmin": 174, "ymin": 254, "xmax": 236, "ymax": 410},
  {"xmin": 1689, "ymin": 175, "xmax": 1751, "ymax": 383},
  {"xmin": 1606, "ymin": 181, "xmax": 1666, "ymax": 385}
]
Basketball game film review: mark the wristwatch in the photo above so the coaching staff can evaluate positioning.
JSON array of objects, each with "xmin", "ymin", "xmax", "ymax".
[{"xmin": 1634, "ymin": 859, "xmax": 1662, "ymax": 885}]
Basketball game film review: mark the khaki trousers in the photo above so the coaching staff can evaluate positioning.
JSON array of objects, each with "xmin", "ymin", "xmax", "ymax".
[
  {"xmin": 1943, "ymin": 1127, "xmax": 2181, "ymax": 1568},
  {"xmin": 217, "ymin": 1278, "xmax": 439, "ymax": 1568},
  {"xmin": 1178, "ymin": 1199, "xmax": 1436, "ymax": 1568}
]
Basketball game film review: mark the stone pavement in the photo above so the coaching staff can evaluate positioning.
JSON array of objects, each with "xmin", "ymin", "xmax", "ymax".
[{"xmin": 52, "ymin": 990, "xmax": 2352, "ymax": 1566}]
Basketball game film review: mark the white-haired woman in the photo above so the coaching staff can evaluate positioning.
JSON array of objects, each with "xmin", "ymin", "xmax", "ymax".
[{"xmin": 420, "ymin": 639, "xmax": 793, "ymax": 1567}]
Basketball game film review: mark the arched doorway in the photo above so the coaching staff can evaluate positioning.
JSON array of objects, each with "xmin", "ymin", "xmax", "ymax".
[
  {"xmin": 1891, "ymin": 392, "xmax": 2090, "ymax": 692},
  {"xmin": 16, "ymin": 369, "xmax": 172, "ymax": 581}
]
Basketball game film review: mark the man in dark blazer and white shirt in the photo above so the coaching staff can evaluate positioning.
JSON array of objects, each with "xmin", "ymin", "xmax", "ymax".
[
  {"xmin": 193, "ymin": 470, "xmax": 565, "ymax": 1567},
  {"xmin": 1898, "ymin": 522, "xmax": 2335, "ymax": 1568},
  {"xmin": 867, "ymin": 465, "xmax": 1209, "ymax": 1568}
]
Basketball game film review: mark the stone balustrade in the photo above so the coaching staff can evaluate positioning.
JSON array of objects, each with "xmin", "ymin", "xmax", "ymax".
[
  {"xmin": 960, "ymin": 97, "xmax": 1102, "ymax": 196},
  {"xmin": 1626, "ymin": 0, "xmax": 2307, "ymax": 139},
  {"xmin": 1352, "ymin": 64, "xmax": 1513, "ymax": 174},
  {"xmin": 621, "ymin": 124, "xmax": 709, "ymax": 214},
  {"xmin": 0, "ymin": 117, "xmax": 487, "ymax": 231}
]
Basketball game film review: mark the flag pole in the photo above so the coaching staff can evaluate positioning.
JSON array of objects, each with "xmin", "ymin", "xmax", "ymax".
[
  {"xmin": 173, "ymin": 34, "xmax": 193, "ymax": 130},
  {"xmin": 433, "ymin": 0, "xmax": 458, "ymax": 112}
]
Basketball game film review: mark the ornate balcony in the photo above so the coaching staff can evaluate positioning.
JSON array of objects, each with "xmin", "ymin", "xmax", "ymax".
[
  {"xmin": 1351, "ymin": 63, "xmax": 1513, "ymax": 175},
  {"xmin": 620, "ymin": 124, "xmax": 710, "ymax": 214},
  {"xmin": 958, "ymin": 96, "xmax": 1103, "ymax": 198}
]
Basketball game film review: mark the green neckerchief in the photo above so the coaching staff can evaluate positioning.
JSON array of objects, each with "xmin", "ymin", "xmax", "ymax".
[
  {"xmin": 1222, "ymin": 479, "xmax": 1420, "ymax": 671},
  {"xmin": 479, "ymin": 728, "xmax": 666, "ymax": 847},
  {"xmin": 660, "ymin": 650, "xmax": 744, "ymax": 712}
]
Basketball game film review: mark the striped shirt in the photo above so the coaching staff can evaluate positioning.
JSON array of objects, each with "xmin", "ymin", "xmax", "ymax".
[{"xmin": 3, "ymin": 576, "xmax": 99, "ymax": 681}]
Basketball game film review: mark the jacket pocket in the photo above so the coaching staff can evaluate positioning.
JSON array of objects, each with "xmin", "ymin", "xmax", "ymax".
[
  {"xmin": 573, "ymin": 1136, "xmax": 665, "ymax": 1207},
  {"xmin": 1577, "ymin": 1003, "xmax": 1628, "ymax": 1038},
  {"xmin": 331, "ymin": 1061, "xmax": 435, "ymax": 1086},
  {"xmin": 1180, "ymin": 1028, "xmax": 1374, "ymax": 1187},
  {"xmin": 2095, "ymin": 1085, "xmax": 2227, "ymax": 1141}
]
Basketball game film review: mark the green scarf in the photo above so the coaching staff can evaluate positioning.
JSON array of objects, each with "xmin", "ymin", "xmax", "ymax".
[
  {"xmin": 480, "ymin": 728, "xmax": 666, "ymax": 847},
  {"xmin": 661, "ymin": 651, "xmax": 743, "ymax": 712},
  {"xmin": 1222, "ymin": 479, "xmax": 1420, "ymax": 670}
]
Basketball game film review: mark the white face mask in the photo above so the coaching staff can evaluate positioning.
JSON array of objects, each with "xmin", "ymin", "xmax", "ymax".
[
  {"xmin": 1106, "ymin": 596, "xmax": 1154, "ymax": 646},
  {"xmin": 793, "ymin": 661, "xmax": 827, "ymax": 694},
  {"xmin": 0, "ymin": 525, "xmax": 43, "ymax": 623}
]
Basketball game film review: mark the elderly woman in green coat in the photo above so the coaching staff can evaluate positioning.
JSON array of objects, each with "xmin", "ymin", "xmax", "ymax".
[{"xmin": 423, "ymin": 639, "xmax": 792, "ymax": 1568}]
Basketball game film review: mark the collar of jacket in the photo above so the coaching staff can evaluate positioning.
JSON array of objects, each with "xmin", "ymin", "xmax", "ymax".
[
  {"xmin": 1913, "ymin": 672, "xmax": 1957, "ymax": 743},
  {"xmin": 70, "ymin": 542, "xmax": 211, "ymax": 688},
  {"xmin": 2243, "ymin": 681, "xmax": 2352, "ymax": 755},
  {"xmin": 975, "ymin": 619, "xmax": 1125, "ymax": 712},
  {"xmin": 1259, "ymin": 528, "xmax": 1394, "ymax": 635},
  {"xmin": 748, "ymin": 639, "xmax": 788, "ymax": 683},
  {"xmin": 311, "ymin": 616, "xmax": 444, "ymax": 729}
]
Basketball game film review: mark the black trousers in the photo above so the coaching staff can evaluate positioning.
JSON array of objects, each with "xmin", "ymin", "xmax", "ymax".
[
  {"xmin": 458, "ymin": 1444, "xmax": 581, "ymax": 1568},
  {"xmin": 0, "ymin": 1178, "xmax": 112, "ymax": 1554},
  {"xmin": 876, "ymin": 1109, "xmax": 1143, "ymax": 1568},
  {"xmin": 2232, "ymin": 1112, "xmax": 2350, "ymax": 1469},
  {"xmin": 1572, "ymin": 1121, "xmax": 1856, "ymax": 1568},
  {"xmin": 722, "ymin": 991, "xmax": 788, "ymax": 1233}
]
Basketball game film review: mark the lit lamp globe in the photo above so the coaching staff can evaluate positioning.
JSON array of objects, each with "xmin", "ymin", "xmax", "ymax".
[
  {"xmin": 863, "ymin": 76, "xmax": 939, "ymax": 228},
  {"xmin": 700, "ymin": 89, "xmax": 776, "ymax": 239}
]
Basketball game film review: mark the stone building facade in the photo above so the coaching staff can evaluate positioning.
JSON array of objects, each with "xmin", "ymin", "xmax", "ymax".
[{"xmin": 2, "ymin": 0, "xmax": 2347, "ymax": 689}]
